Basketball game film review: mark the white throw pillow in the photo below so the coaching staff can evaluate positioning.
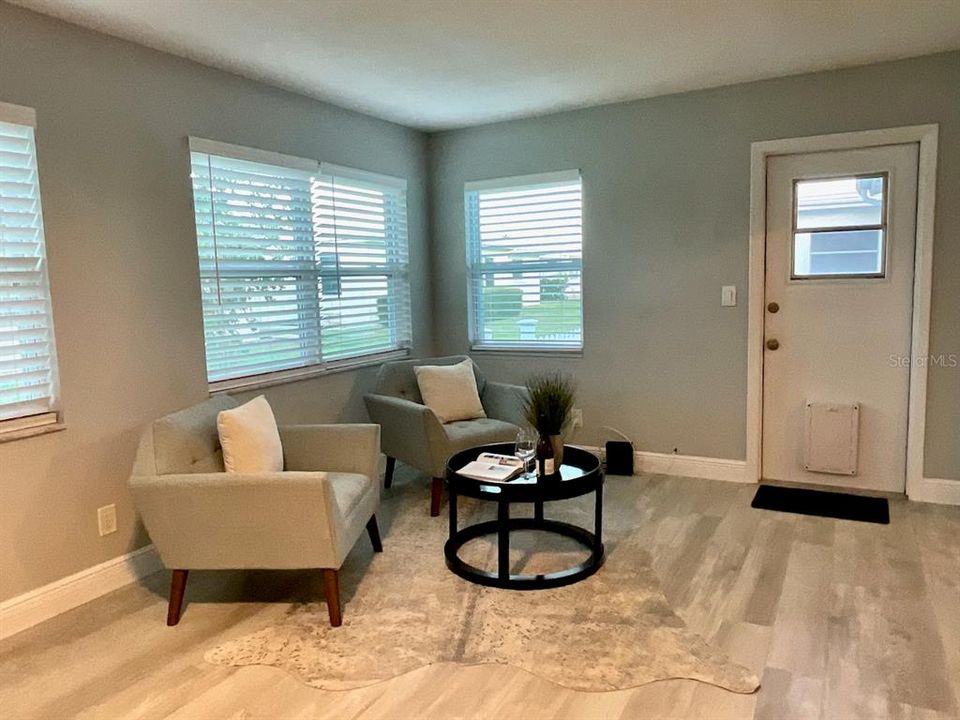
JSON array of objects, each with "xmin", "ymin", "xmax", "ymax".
[
  {"xmin": 217, "ymin": 395, "xmax": 284, "ymax": 474},
  {"xmin": 414, "ymin": 359, "xmax": 487, "ymax": 424}
]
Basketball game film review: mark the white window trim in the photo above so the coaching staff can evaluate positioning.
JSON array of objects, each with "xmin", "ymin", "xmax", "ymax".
[
  {"xmin": 188, "ymin": 136, "xmax": 318, "ymax": 173},
  {"xmin": 0, "ymin": 101, "xmax": 64, "ymax": 441},
  {"xmin": 0, "ymin": 101, "xmax": 36, "ymax": 127},
  {"xmin": 187, "ymin": 139, "xmax": 411, "ymax": 191},
  {"xmin": 470, "ymin": 345, "xmax": 584, "ymax": 358},
  {"xmin": 188, "ymin": 138, "xmax": 412, "ymax": 390},
  {"xmin": 789, "ymin": 173, "xmax": 889, "ymax": 280},
  {"xmin": 0, "ymin": 412, "xmax": 64, "ymax": 444},
  {"xmin": 464, "ymin": 169, "xmax": 579, "ymax": 193},
  {"xmin": 465, "ymin": 169, "xmax": 584, "ymax": 354}
]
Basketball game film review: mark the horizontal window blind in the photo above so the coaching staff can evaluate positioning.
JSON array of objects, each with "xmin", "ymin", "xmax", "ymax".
[
  {"xmin": 191, "ymin": 152, "xmax": 319, "ymax": 382},
  {"xmin": 465, "ymin": 170, "xmax": 583, "ymax": 350},
  {"xmin": 189, "ymin": 141, "xmax": 411, "ymax": 386},
  {"xmin": 314, "ymin": 164, "xmax": 411, "ymax": 362},
  {"xmin": 0, "ymin": 108, "xmax": 61, "ymax": 428}
]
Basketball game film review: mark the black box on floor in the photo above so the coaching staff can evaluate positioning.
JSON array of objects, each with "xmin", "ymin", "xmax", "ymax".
[{"xmin": 605, "ymin": 441, "xmax": 634, "ymax": 475}]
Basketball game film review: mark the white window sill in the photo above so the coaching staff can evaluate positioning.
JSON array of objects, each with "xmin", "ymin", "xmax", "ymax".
[
  {"xmin": 0, "ymin": 422, "xmax": 66, "ymax": 444},
  {"xmin": 470, "ymin": 344, "xmax": 584, "ymax": 358},
  {"xmin": 208, "ymin": 349, "xmax": 410, "ymax": 395}
]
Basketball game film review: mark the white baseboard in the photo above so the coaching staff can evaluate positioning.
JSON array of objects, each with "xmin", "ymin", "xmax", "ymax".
[
  {"xmin": 0, "ymin": 544, "xmax": 162, "ymax": 640},
  {"xmin": 908, "ymin": 477, "xmax": 960, "ymax": 506},
  {"xmin": 634, "ymin": 450, "xmax": 750, "ymax": 483},
  {"xmin": 574, "ymin": 445, "xmax": 750, "ymax": 484},
  {"xmin": 576, "ymin": 443, "xmax": 958, "ymax": 505}
]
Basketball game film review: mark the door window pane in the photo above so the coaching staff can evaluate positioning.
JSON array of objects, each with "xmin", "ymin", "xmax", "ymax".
[
  {"xmin": 795, "ymin": 175, "xmax": 884, "ymax": 229},
  {"xmin": 794, "ymin": 230, "xmax": 884, "ymax": 276},
  {"xmin": 793, "ymin": 174, "xmax": 886, "ymax": 278}
]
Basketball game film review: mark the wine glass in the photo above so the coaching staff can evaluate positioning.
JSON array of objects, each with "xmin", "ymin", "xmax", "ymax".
[{"xmin": 515, "ymin": 426, "xmax": 537, "ymax": 477}]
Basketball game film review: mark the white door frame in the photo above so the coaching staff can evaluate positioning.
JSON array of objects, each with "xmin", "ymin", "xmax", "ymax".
[{"xmin": 745, "ymin": 125, "xmax": 939, "ymax": 496}]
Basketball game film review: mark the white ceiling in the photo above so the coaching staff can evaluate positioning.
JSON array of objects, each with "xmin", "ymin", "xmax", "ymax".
[{"xmin": 13, "ymin": 0, "xmax": 960, "ymax": 131}]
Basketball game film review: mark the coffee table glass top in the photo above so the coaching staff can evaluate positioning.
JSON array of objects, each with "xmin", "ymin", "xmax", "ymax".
[{"xmin": 446, "ymin": 442, "xmax": 602, "ymax": 502}]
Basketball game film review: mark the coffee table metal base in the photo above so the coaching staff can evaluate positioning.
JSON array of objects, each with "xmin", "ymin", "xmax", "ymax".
[{"xmin": 444, "ymin": 517, "xmax": 605, "ymax": 590}]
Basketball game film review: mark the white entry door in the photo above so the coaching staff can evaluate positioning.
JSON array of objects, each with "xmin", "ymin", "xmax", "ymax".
[{"xmin": 762, "ymin": 144, "xmax": 918, "ymax": 493}]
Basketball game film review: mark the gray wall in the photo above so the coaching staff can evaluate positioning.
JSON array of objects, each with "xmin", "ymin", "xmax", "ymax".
[
  {"xmin": 429, "ymin": 52, "xmax": 959, "ymax": 478},
  {"xmin": 2, "ymin": 3, "xmax": 957, "ymax": 603},
  {"xmin": 0, "ymin": 4, "xmax": 431, "ymax": 601}
]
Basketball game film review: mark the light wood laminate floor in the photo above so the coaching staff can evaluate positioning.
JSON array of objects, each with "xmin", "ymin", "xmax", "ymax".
[{"xmin": 2, "ymin": 471, "xmax": 958, "ymax": 719}]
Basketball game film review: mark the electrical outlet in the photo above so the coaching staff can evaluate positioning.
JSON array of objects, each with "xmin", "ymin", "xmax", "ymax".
[
  {"xmin": 721, "ymin": 285, "xmax": 737, "ymax": 307},
  {"xmin": 97, "ymin": 504, "xmax": 117, "ymax": 536},
  {"xmin": 571, "ymin": 408, "xmax": 583, "ymax": 429}
]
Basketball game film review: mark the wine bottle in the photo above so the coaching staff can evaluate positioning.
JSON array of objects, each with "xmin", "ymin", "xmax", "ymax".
[{"xmin": 536, "ymin": 435, "xmax": 555, "ymax": 478}]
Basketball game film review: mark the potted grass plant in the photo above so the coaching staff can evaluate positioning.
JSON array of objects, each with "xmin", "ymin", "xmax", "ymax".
[{"xmin": 522, "ymin": 373, "xmax": 576, "ymax": 465}]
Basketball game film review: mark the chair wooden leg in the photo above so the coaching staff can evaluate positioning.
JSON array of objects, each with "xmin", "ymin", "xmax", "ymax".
[
  {"xmin": 384, "ymin": 456, "xmax": 396, "ymax": 489},
  {"xmin": 430, "ymin": 477, "xmax": 443, "ymax": 517},
  {"xmin": 321, "ymin": 569, "xmax": 342, "ymax": 627},
  {"xmin": 366, "ymin": 514, "xmax": 383, "ymax": 552},
  {"xmin": 167, "ymin": 569, "xmax": 188, "ymax": 626}
]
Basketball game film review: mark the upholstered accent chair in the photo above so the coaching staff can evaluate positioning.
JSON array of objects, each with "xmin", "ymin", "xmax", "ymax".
[
  {"xmin": 129, "ymin": 396, "xmax": 382, "ymax": 628},
  {"xmin": 364, "ymin": 355, "xmax": 528, "ymax": 516}
]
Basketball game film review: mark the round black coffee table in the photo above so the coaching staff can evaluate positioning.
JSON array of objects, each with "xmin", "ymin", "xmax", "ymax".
[{"xmin": 444, "ymin": 443, "xmax": 604, "ymax": 590}]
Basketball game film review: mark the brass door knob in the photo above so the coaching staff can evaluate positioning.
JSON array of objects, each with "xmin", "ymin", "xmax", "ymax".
[
  {"xmin": 767, "ymin": 302, "xmax": 780, "ymax": 313},
  {"xmin": 766, "ymin": 338, "xmax": 780, "ymax": 351}
]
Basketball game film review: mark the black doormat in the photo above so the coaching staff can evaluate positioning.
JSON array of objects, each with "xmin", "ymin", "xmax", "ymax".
[{"xmin": 751, "ymin": 484, "xmax": 890, "ymax": 524}]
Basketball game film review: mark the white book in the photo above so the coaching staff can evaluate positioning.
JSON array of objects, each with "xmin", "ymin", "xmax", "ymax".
[{"xmin": 458, "ymin": 453, "xmax": 525, "ymax": 482}]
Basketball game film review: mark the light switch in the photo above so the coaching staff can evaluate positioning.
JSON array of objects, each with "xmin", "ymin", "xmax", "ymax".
[{"xmin": 721, "ymin": 285, "xmax": 737, "ymax": 307}]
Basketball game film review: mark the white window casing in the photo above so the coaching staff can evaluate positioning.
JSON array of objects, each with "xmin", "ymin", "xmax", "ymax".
[
  {"xmin": 0, "ymin": 101, "xmax": 62, "ymax": 438},
  {"xmin": 465, "ymin": 169, "xmax": 583, "ymax": 352},
  {"xmin": 188, "ymin": 138, "xmax": 412, "ymax": 389}
]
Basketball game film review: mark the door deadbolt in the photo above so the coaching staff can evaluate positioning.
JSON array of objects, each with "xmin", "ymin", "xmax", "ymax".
[
  {"xmin": 767, "ymin": 302, "xmax": 780, "ymax": 313},
  {"xmin": 766, "ymin": 338, "xmax": 780, "ymax": 351}
]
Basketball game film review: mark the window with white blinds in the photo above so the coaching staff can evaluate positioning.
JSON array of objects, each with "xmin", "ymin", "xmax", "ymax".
[
  {"xmin": 313, "ymin": 165, "xmax": 411, "ymax": 362},
  {"xmin": 0, "ymin": 103, "xmax": 62, "ymax": 434},
  {"xmin": 189, "ymin": 139, "xmax": 411, "ymax": 388},
  {"xmin": 465, "ymin": 170, "xmax": 583, "ymax": 351}
]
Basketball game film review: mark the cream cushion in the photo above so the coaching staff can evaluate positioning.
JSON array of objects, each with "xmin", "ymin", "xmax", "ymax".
[
  {"xmin": 217, "ymin": 395, "xmax": 284, "ymax": 473},
  {"xmin": 414, "ymin": 359, "xmax": 487, "ymax": 424}
]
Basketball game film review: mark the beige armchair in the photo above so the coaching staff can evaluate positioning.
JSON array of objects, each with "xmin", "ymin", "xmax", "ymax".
[
  {"xmin": 129, "ymin": 396, "xmax": 381, "ymax": 628},
  {"xmin": 364, "ymin": 355, "xmax": 528, "ymax": 516}
]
